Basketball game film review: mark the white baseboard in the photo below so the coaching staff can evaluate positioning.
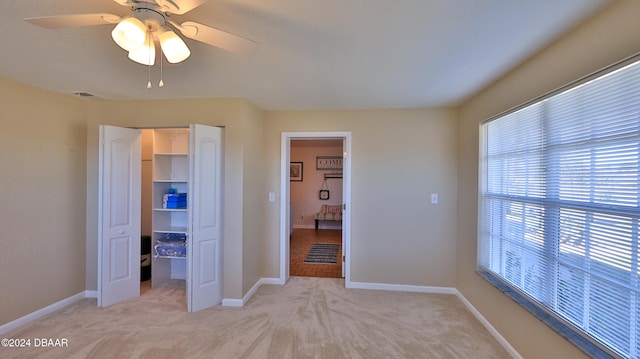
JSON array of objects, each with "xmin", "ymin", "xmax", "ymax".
[
  {"xmin": 84, "ymin": 290, "xmax": 98, "ymax": 298},
  {"xmin": 292, "ymin": 224, "xmax": 315, "ymax": 229},
  {"xmin": 221, "ymin": 298, "xmax": 244, "ymax": 307},
  {"xmin": 260, "ymin": 277, "xmax": 284, "ymax": 286},
  {"xmin": 0, "ymin": 291, "xmax": 89, "ymax": 335},
  {"xmin": 292, "ymin": 225, "xmax": 342, "ymax": 230},
  {"xmin": 347, "ymin": 281, "xmax": 457, "ymax": 295},
  {"xmin": 222, "ymin": 277, "xmax": 282, "ymax": 308},
  {"xmin": 454, "ymin": 289, "xmax": 523, "ymax": 359}
]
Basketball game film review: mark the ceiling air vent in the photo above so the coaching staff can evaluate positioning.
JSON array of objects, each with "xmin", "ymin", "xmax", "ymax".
[{"xmin": 72, "ymin": 91, "xmax": 95, "ymax": 97}]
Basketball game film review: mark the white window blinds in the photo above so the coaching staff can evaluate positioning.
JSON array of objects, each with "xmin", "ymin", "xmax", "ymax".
[{"xmin": 479, "ymin": 58, "xmax": 640, "ymax": 358}]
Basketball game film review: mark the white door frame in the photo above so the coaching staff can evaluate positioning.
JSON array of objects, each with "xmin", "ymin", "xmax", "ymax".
[{"xmin": 279, "ymin": 132, "xmax": 352, "ymax": 286}]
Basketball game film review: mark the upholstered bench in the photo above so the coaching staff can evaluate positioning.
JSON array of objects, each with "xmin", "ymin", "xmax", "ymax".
[{"xmin": 314, "ymin": 204, "xmax": 342, "ymax": 230}]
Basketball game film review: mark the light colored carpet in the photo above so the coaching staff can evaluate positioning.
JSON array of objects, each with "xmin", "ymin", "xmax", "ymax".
[{"xmin": 3, "ymin": 277, "xmax": 511, "ymax": 358}]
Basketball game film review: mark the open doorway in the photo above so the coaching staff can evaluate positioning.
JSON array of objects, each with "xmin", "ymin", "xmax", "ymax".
[
  {"xmin": 98, "ymin": 125, "xmax": 223, "ymax": 311},
  {"xmin": 289, "ymin": 139, "xmax": 343, "ymax": 278},
  {"xmin": 279, "ymin": 132, "xmax": 351, "ymax": 285}
]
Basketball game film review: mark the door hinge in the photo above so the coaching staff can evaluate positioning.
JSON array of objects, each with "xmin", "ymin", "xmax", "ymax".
[{"xmin": 343, "ymin": 255, "xmax": 345, "ymax": 262}]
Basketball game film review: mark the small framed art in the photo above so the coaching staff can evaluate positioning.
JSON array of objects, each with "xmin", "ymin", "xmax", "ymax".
[{"xmin": 290, "ymin": 162, "xmax": 303, "ymax": 181}]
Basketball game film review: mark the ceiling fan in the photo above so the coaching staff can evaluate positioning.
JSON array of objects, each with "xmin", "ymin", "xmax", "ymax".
[{"xmin": 25, "ymin": 0, "xmax": 259, "ymax": 66}]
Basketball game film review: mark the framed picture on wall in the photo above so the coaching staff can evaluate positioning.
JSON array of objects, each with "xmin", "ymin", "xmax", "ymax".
[
  {"xmin": 316, "ymin": 156, "xmax": 343, "ymax": 170},
  {"xmin": 290, "ymin": 162, "xmax": 303, "ymax": 181}
]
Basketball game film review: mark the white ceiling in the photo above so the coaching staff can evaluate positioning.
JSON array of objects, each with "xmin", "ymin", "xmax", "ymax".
[{"xmin": 0, "ymin": 0, "xmax": 611, "ymax": 110}]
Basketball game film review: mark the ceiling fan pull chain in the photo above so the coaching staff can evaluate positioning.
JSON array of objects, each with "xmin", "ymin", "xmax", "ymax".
[
  {"xmin": 159, "ymin": 51, "xmax": 164, "ymax": 87},
  {"xmin": 146, "ymin": 28, "xmax": 152, "ymax": 89},
  {"xmin": 146, "ymin": 69, "xmax": 152, "ymax": 89}
]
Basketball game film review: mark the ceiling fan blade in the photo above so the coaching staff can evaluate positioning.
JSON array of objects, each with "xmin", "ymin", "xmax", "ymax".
[
  {"xmin": 174, "ymin": 21, "xmax": 258, "ymax": 56},
  {"xmin": 157, "ymin": 0, "xmax": 208, "ymax": 15},
  {"xmin": 25, "ymin": 14, "xmax": 121, "ymax": 29}
]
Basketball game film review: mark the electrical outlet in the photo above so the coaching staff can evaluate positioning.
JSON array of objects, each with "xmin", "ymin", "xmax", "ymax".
[
  {"xmin": 268, "ymin": 192, "xmax": 275, "ymax": 202},
  {"xmin": 431, "ymin": 193, "xmax": 439, "ymax": 204}
]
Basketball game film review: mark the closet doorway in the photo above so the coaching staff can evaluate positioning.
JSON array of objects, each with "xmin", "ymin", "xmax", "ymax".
[
  {"xmin": 97, "ymin": 125, "xmax": 223, "ymax": 312},
  {"xmin": 280, "ymin": 132, "xmax": 352, "ymax": 285}
]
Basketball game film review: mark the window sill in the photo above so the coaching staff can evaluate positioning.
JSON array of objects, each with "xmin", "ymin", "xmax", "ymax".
[{"xmin": 477, "ymin": 270, "xmax": 618, "ymax": 359}]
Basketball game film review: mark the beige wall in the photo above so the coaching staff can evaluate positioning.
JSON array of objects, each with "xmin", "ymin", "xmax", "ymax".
[
  {"xmin": 0, "ymin": 77, "xmax": 87, "ymax": 325},
  {"xmin": 263, "ymin": 109, "xmax": 458, "ymax": 286},
  {"xmin": 241, "ymin": 103, "xmax": 266, "ymax": 295},
  {"xmin": 456, "ymin": 1, "xmax": 640, "ymax": 358},
  {"xmin": 84, "ymin": 98, "xmax": 263, "ymax": 300}
]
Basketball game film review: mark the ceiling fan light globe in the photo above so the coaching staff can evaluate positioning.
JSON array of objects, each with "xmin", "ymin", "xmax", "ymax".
[
  {"xmin": 111, "ymin": 17, "xmax": 146, "ymax": 51},
  {"xmin": 159, "ymin": 30, "xmax": 191, "ymax": 63},
  {"xmin": 128, "ymin": 36, "xmax": 155, "ymax": 66}
]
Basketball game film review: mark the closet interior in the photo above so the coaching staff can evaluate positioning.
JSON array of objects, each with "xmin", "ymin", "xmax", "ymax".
[{"xmin": 141, "ymin": 128, "xmax": 191, "ymax": 289}]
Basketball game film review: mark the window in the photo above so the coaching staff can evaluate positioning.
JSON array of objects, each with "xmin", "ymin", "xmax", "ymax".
[{"xmin": 479, "ymin": 57, "xmax": 640, "ymax": 359}]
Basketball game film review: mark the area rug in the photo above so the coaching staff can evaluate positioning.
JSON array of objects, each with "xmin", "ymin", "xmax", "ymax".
[{"xmin": 304, "ymin": 243, "xmax": 340, "ymax": 264}]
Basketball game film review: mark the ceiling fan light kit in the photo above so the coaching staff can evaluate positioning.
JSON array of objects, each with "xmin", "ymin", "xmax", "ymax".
[
  {"xmin": 127, "ymin": 30, "xmax": 156, "ymax": 66},
  {"xmin": 25, "ymin": 0, "xmax": 258, "ymax": 88},
  {"xmin": 112, "ymin": 8, "xmax": 189, "ymax": 67},
  {"xmin": 111, "ymin": 16, "xmax": 146, "ymax": 52},
  {"xmin": 158, "ymin": 26, "xmax": 191, "ymax": 63}
]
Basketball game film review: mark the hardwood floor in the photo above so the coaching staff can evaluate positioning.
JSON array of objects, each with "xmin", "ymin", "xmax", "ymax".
[{"xmin": 290, "ymin": 228, "xmax": 342, "ymax": 278}]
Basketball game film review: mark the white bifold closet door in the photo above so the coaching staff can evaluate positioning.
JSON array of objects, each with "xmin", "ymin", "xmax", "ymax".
[
  {"xmin": 187, "ymin": 124, "xmax": 223, "ymax": 312},
  {"xmin": 98, "ymin": 124, "xmax": 222, "ymax": 312},
  {"xmin": 98, "ymin": 125, "xmax": 142, "ymax": 307}
]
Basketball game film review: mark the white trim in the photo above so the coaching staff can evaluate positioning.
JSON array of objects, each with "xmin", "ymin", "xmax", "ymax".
[
  {"xmin": 292, "ymin": 224, "xmax": 316, "ymax": 229},
  {"xmin": 0, "ymin": 292, "xmax": 89, "ymax": 335},
  {"xmin": 280, "ymin": 134, "xmax": 290, "ymax": 283},
  {"xmin": 280, "ymin": 132, "xmax": 352, "ymax": 287},
  {"xmin": 221, "ymin": 277, "xmax": 283, "ymax": 307},
  {"xmin": 84, "ymin": 290, "xmax": 98, "ymax": 298},
  {"xmin": 221, "ymin": 298, "xmax": 244, "ymax": 307},
  {"xmin": 292, "ymin": 224, "xmax": 342, "ymax": 230},
  {"xmin": 341, "ymin": 135, "xmax": 352, "ymax": 283},
  {"xmin": 241, "ymin": 278, "xmax": 264, "ymax": 305},
  {"xmin": 97, "ymin": 126, "xmax": 104, "ymax": 307},
  {"xmin": 347, "ymin": 281, "xmax": 457, "ymax": 295},
  {"xmin": 454, "ymin": 289, "xmax": 523, "ymax": 359},
  {"xmin": 260, "ymin": 277, "xmax": 284, "ymax": 286}
]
